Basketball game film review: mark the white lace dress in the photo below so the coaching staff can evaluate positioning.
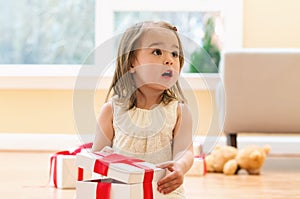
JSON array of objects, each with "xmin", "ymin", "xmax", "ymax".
[{"xmin": 111, "ymin": 97, "xmax": 185, "ymax": 199}]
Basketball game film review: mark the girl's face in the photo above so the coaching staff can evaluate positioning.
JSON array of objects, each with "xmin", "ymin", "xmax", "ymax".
[{"xmin": 131, "ymin": 27, "xmax": 181, "ymax": 91}]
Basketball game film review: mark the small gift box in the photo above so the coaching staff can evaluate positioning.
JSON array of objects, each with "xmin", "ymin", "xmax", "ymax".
[
  {"xmin": 49, "ymin": 142, "xmax": 93, "ymax": 189},
  {"xmin": 185, "ymin": 154, "xmax": 206, "ymax": 176},
  {"xmin": 76, "ymin": 178, "xmax": 165, "ymax": 199}
]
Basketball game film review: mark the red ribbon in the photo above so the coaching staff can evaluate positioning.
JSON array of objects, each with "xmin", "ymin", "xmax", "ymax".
[
  {"xmin": 77, "ymin": 167, "xmax": 84, "ymax": 181},
  {"xmin": 50, "ymin": 142, "xmax": 93, "ymax": 188},
  {"xmin": 93, "ymin": 153, "xmax": 154, "ymax": 199},
  {"xmin": 96, "ymin": 181, "xmax": 111, "ymax": 199}
]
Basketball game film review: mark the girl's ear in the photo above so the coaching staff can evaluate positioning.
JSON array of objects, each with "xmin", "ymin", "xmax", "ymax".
[
  {"xmin": 129, "ymin": 54, "xmax": 137, "ymax": 73},
  {"xmin": 129, "ymin": 66, "xmax": 135, "ymax": 73}
]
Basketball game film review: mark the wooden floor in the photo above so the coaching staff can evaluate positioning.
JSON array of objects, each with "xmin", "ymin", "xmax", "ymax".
[{"xmin": 1, "ymin": 151, "xmax": 300, "ymax": 199}]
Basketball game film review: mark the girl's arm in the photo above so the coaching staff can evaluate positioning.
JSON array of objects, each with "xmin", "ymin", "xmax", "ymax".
[
  {"xmin": 157, "ymin": 103, "xmax": 194, "ymax": 195},
  {"xmin": 92, "ymin": 102, "xmax": 114, "ymax": 152}
]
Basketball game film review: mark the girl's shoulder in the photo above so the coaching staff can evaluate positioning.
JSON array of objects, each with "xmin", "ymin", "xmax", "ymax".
[
  {"xmin": 176, "ymin": 102, "xmax": 192, "ymax": 118},
  {"xmin": 176, "ymin": 102, "xmax": 183, "ymax": 117},
  {"xmin": 99, "ymin": 101, "xmax": 113, "ymax": 116},
  {"xmin": 177, "ymin": 101, "xmax": 187, "ymax": 109}
]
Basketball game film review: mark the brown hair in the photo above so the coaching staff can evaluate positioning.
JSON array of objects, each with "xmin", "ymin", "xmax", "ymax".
[{"xmin": 106, "ymin": 21, "xmax": 187, "ymax": 109}]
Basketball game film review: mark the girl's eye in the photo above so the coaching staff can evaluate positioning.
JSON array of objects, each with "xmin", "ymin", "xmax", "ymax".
[
  {"xmin": 153, "ymin": 49, "xmax": 162, "ymax": 56},
  {"xmin": 172, "ymin": 51, "xmax": 179, "ymax": 58}
]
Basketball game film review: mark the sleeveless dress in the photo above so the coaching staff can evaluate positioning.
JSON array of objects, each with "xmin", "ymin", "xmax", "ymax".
[{"xmin": 111, "ymin": 97, "xmax": 185, "ymax": 199}]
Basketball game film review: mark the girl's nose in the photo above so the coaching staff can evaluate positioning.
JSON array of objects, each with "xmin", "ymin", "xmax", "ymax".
[{"xmin": 164, "ymin": 56, "xmax": 173, "ymax": 66}]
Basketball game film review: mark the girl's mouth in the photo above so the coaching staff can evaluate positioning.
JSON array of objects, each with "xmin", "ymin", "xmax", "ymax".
[{"xmin": 162, "ymin": 70, "xmax": 173, "ymax": 77}]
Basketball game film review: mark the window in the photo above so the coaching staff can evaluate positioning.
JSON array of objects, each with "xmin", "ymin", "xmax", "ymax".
[{"xmin": 0, "ymin": 0, "xmax": 243, "ymax": 88}]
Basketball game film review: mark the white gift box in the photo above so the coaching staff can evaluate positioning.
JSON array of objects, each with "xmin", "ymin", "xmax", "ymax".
[
  {"xmin": 76, "ymin": 179, "xmax": 166, "ymax": 199},
  {"xmin": 75, "ymin": 151, "xmax": 166, "ymax": 184},
  {"xmin": 50, "ymin": 154, "xmax": 94, "ymax": 189},
  {"xmin": 49, "ymin": 143, "xmax": 94, "ymax": 189},
  {"xmin": 185, "ymin": 155, "xmax": 206, "ymax": 176}
]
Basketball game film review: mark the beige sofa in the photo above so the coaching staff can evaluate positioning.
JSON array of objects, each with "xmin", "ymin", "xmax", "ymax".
[{"xmin": 220, "ymin": 49, "xmax": 300, "ymax": 147}]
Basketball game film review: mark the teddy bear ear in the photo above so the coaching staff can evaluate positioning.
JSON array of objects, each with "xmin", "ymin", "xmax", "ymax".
[
  {"xmin": 249, "ymin": 151, "xmax": 262, "ymax": 160},
  {"xmin": 263, "ymin": 145, "xmax": 271, "ymax": 155}
]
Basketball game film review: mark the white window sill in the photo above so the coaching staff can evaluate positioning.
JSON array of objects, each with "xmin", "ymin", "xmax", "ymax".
[{"xmin": 0, "ymin": 65, "xmax": 221, "ymax": 90}]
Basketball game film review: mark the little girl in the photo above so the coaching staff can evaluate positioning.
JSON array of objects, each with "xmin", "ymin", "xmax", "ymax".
[{"xmin": 92, "ymin": 21, "xmax": 194, "ymax": 198}]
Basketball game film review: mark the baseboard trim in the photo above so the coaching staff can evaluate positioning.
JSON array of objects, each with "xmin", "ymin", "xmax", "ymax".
[{"xmin": 0, "ymin": 133, "xmax": 299, "ymax": 155}]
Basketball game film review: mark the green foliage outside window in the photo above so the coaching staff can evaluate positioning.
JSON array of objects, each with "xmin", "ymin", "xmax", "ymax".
[{"xmin": 189, "ymin": 18, "xmax": 221, "ymax": 73}]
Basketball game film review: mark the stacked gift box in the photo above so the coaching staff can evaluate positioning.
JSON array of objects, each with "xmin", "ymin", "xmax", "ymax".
[
  {"xmin": 50, "ymin": 142, "xmax": 206, "ymax": 197},
  {"xmin": 75, "ymin": 146, "xmax": 167, "ymax": 199}
]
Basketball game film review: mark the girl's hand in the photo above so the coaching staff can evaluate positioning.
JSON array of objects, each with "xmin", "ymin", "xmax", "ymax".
[{"xmin": 156, "ymin": 161, "xmax": 184, "ymax": 195}]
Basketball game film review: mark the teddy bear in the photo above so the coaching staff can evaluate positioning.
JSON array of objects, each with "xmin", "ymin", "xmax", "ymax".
[
  {"xmin": 205, "ymin": 145, "xmax": 238, "ymax": 173},
  {"xmin": 206, "ymin": 144, "xmax": 271, "ymax": 175}
]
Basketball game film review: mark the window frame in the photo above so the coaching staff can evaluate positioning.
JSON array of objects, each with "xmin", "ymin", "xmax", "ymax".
[{"xmin": 0, "ymin": 0, "xmax": 243, "ymax": 89}]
